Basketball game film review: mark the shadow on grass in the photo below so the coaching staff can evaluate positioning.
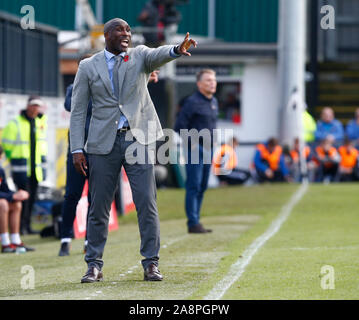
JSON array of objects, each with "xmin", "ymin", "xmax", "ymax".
[{"xmin": 0, "ymin": 276, "xmax": 168, "ymax": 299}]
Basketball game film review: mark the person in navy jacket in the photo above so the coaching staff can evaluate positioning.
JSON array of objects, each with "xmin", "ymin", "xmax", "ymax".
[
  {"xmin": 58, "ymin": 61, "xmax": 93, "ymax": 257},
  {"xmin": 175, "ymin": 69, "xmax": 218, "ymax": 233}
]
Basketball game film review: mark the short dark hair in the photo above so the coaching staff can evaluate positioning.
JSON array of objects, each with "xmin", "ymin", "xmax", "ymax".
[
  {"xmin": 196, "ymin": 69, "xmax": 216, "ymax": 82},
  {"xmin": 228, "ymin": 137, "xmax": 238, "ymax": 145},
  {"xmin": 104, "ymin": 18, "xmax": 127, "ymax": 34},
  {"xmin": 267, "ymin": 137, "xmax": 278, "ymax": 148},
  {"xmin": 0, "ymin": 145, "xmax": 3, "ymax": 156}
]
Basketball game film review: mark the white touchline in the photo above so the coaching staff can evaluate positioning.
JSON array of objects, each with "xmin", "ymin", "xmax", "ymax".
[{"xmin": 204, "ymin": 182, "xmax": 309, "ymax": 300}]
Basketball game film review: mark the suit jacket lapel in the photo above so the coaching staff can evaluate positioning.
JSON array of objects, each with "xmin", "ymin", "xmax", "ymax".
[{"xmin": 94, "ymin": 52, "xmax": 114, "ymax": 98}]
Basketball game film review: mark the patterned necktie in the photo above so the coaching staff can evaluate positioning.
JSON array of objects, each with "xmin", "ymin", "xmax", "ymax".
[{"xmin": 112, "ymin": 55, "xmax": 122, "ymax": 100}]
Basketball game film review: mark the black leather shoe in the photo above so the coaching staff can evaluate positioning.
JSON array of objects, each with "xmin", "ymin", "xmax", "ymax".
[
  {"xmin": 81, "ymin": 267, "xmax": 103, "ymax": 283},
  {"xmin": 188, "ymin": 223, "xmax": 212, "ymax": 233},
  {"xmin": 144, "ymin": 264, "xmax": 163, "ymax": 281},
  {"xmin": 58, "ymin": 242, "xmax": 70, "ymax": 256}
]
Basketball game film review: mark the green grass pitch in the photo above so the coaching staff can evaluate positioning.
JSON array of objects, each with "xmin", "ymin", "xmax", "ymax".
[{"xmin": 0, "ymin": 183, "xmax": 358, "ymax": 300}]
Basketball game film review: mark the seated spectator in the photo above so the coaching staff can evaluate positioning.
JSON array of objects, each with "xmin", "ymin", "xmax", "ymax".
[
  {"xmin": 313, "ymin": 137, "xmax": 340, "ymax": 182},
  {"xmin": 345, "ymin": 108, "xmax": 359, "ymax": 145},
  {"xmin": 254, "ymin": 138, "xmax": 291, "ymax": 182},
  {"xmin": 335, "ymin": 137, "xmax": 359, "ymax": 182},
  {"xmin": 315, "ymin": 107, "xmax": 344, "ymax": 143},
  {"xmin": 213, "ymin": 137, "xmax": 250, "ymax": 185},
  {"xmin": 0, "ymin": 146, "xmax": 34, "ymax": 253},
  {"xmin": 288, "ymin": 138, "xmax": 316, "ymax": 182}
]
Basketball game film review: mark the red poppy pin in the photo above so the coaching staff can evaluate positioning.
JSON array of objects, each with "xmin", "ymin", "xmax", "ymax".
[{"xmin": 124, "ymin": 55, "xmax": 129, "ymax": 62}]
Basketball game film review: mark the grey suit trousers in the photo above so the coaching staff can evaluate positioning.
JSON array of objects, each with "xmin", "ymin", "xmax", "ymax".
[{"xmin": 85, "ymin": 131, "xmax": 160, "ymax": 270}]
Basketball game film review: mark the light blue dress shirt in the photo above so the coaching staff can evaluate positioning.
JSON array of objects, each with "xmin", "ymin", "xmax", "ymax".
[{"xmin": 104, "ymin": 48, "xmax": 129, "ymax": 129}]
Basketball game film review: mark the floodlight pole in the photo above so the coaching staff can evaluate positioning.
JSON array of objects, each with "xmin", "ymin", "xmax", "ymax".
[
  {"xmin": 96, "ymin": 0, "xmax": 103, "ymax": 24},
  {"xmin": 208, "ymin": 0, "xmax": 216, "ymax": 39},
  {"xmin": 278, "ymin": 0, "xmax": 308, "ymax": 182}
]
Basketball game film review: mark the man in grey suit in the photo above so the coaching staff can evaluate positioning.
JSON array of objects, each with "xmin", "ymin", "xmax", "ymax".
[{"xmin": 70, "ymin": 18, "xmax": 197, "ymax": 283}]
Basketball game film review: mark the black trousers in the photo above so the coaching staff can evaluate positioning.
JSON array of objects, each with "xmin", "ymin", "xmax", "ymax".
[
  {"xmin": 60, "ymin": 146, "xmax": 90, "ymax": 239},
  {"xmin": 13, "ymin": 173, "xmax": 38, "ymax": 232},
  {"xmin": 256, "ymin": 169, "xmax": 285, "ymax": 183}
]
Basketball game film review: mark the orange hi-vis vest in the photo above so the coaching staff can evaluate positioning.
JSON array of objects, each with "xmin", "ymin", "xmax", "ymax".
[
  {"xmin": 213, "ymin": 144, "xmax": 238, "ymax": 175},
  {"xmin": 338, "ymin": 146, "xmax": 359, "ymax": 169},
  {"xmin": 315, "ymin": 146, "xmax": 338, "ymax": 168},
  {"xmin": 290, "ymin": 146, "xmax": 311, "ymax": 163},
  {"xmin": 256, "ymin": 144, "xmax": 282, "ymax": 171}
]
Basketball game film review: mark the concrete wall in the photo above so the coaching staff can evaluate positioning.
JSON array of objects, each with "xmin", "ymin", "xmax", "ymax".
[{"xmin": 215, "ymin": 61, "xmax": 279, "ymax": 174}]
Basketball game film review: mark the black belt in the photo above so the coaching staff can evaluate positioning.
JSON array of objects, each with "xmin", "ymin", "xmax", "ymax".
[{"xmin": 117, "ymin": 126, "xmax": 130, "ymax": 132}]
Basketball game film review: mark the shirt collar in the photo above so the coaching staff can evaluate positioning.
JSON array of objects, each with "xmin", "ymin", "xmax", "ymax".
[
  {"xmin": 104, "ymin": 49, "xmax": 126, "ymax": 61},
  {"xmin": 196, "ymin": 90, "xmax": 213, "ymax": 102}
]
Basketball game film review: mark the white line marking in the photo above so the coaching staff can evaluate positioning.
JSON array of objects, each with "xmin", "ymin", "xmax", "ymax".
[
  {"xmin": 204, "ymin": 182, "xmax": 308, "ymax": 300},
  {"xmin": 291, "ymin": 245, "xmax": 359, "ymax": 250},
  {"xmin": 163, "ymin": 235, "xmax": 188, "ymax": 247}
]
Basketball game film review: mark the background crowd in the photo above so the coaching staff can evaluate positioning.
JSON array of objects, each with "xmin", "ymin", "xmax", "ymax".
[{"xmin": 213, "ymin": 106, "xmax": 359, "ymax": 185}]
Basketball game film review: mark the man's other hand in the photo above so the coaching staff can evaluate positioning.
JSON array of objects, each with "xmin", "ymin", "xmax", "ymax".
[
  {"xmin": 73, "ymin": 152, "xmax": 88, "ymax": 176},
  {"xmin": 149, "ymin": 70, "xmax": 159, "ymax": 83},
  {"xmin": 177, "ymin": 32, "xmax": 197, "ymax": 56}
]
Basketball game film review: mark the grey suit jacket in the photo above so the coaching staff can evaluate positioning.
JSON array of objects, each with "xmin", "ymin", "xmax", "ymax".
[{"xmin": 70, "ymin": 45, "xmax": 179, "ymax": 154}]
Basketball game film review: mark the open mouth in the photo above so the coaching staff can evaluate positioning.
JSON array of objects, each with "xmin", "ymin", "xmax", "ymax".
[{"xmin": 121, "ymin": 39, "xmax": 129, "ymax": 47}]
